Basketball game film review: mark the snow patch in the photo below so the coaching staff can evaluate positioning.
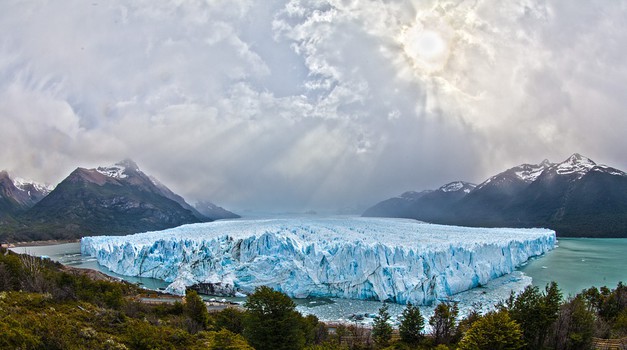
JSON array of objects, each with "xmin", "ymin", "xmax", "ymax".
[
  {"xmin": 438, "ymin": 181, "xmax": 475, "ymax": 193},
  {"xmin": 96, "ymin": 165, "xmax": 128, "ymax": 179},
  {"xmin": 441, "ymin": 182, "xmax": 464, "ymax": 192},
  {"xmin": 592, "ymin": 165, "xmax": 626, "ymax": 177},
  {"xmin": 513, "ymin": 162, "xmax": 551, "ymax": 183},
  {"xmin": 555, "ymin": 153, "xmax": 596, "ymax": 177},
  {"xmin": 12, "ymin": 177, "xmax": 54, "ymax": 193}
]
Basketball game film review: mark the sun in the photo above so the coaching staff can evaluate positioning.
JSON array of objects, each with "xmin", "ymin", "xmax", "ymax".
[
  {"xmin": 399, "ymin": 17, "xmax": 453, "ymax": 74},
  {"xmin": 412, "ymin": 30, "xmax": 446, "ymax": 61}
]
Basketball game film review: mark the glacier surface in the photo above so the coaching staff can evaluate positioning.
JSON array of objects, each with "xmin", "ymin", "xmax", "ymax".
[{"xmin": 81, "ymin": 217, "xmax": 555, "ymax": 304}]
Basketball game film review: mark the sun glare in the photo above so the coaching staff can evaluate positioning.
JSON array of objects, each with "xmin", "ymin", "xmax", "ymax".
[{"xmin": 399, "ymin": 19, "xmax": 452, "ymax": 74}]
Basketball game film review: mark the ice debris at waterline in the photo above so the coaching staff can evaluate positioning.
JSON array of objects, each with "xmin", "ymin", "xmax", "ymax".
[{"xmin": 81, "ymin": 217, "xmax": 555, "ymax": 304}]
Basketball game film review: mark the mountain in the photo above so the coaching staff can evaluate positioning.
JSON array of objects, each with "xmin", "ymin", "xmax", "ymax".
[
  {"xmin": 494, "ymin": 154, "xmax": 627, "ymax": 236},
  {"xmin": 3, "ymin": 160, "xmax": 211, "ymax": 241},
  {"xmin": 452, "ymin": 159, "xmax": 554, "ymax": 227},
  {"xmin": 0, "ymin": 171, "xmax": 52, "ymax": 223},
  {"xmin": 363, "ymin": 154, "xmax": 627, "ymax": 237},
  {"xmin": 362, "ymin": 181, "xmax": 476, "ymax": 221},
  {"xmin": 194, "ymin": 201, "xmax": 240, "ymax": 220}
]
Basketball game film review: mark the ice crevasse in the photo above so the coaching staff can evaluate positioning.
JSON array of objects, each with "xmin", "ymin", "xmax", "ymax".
[{"xmin": 81, "ymin": 217, "xmax": 555, "ymax": 305}]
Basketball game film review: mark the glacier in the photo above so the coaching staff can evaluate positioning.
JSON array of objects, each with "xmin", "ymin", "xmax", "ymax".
[{"xmin": 81, "ymin": 217, "xmax": 555, "ymax": 305}]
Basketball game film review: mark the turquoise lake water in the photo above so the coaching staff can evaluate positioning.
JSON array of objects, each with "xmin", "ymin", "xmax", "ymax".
[
  {"xmin": 12, "ymin": 238, "xmax": 627, "ymax": 297},
  {"xmin": 519, "ymin": 237, "xmax": 627, "ymax": 296},
  {"xmin": 10, "ymin": 237, "xmax": 627, "ymax": 322}
]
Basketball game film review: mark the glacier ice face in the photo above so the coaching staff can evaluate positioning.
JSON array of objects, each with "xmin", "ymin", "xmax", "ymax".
[{"xmin": 81, "ymin": 217, "xmax": 555, "ymax": 305}]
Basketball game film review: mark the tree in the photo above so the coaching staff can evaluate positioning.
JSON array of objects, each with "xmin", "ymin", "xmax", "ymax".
[
  {"xmin": 580, "ymin": 286, "xmax": 602, "ymax": 314},
  {"xmin": 398, "ymin": 302, "xmax": 424, "ymax": 345},
  {"xmin": 243, "ymin": 286, "xmax": 305, "ymax": 350},
  {"xmin": 458, "ymin": 310, "xmax": 524, "ymax": 350},
  {"xmin": 301, "ymin": 314, "xmax": 325, "ymax": 346},
  {"xmin": 580, "ymin": 282, "xmax": 627, "ymax": 338},
  {"xmin": 599, "ymin": 282, "xmax": 627, "ymax": 322},
  {"xmin": 455, "ymin": 304, "xmax": 482, "ymax": 342},
  {"xmin": 613, "ymin": 309, "xmax": 627, "ymax": 338},
  {"xmin": 429, "ymin": 302, "xmax": 458, "ymax": 345},
  {"xmin": 215, "ymin": 307, "xmax": 245, "ymax": 334},
  {"xmin": 508, "ymin": 286, "xmax": 541, "ymax": 347},
  {"xmin": 371, "ymin": 303, "xmax": 393, "ymax": 347},
  {"xmin": 540, "ymin": 282, "xmax": 563, "ymax": 344},
  {"xmin": 508, "ymin": 282, "xmax": 561, "ymax": 349},
  {"xmin": 205, "ymin": 329, "xmax": 254, "ymax": 350},
  {"xmin": 550, "ymin": 296, "xmax": 595, "ymax": 350},
  {"xmin": 185, "ymin": 289, "xmax": 209, "ymax": 332},
  {"xmin": 0, "ymin": 262, "xmax": 12, "ymax": 291}
]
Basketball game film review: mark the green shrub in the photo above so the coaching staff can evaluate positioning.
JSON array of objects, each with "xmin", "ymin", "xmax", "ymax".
[
  {"xmin": 458, "ymin": 311, "xmax": 524, "ymax": 350},
  {"xmin": 243, "ymin": 286, "xmax": 305, "ymax": 350}
]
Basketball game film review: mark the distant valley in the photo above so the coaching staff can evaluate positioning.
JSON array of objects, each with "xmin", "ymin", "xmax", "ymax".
[
  {"xmin": 363, "ymin": 154, "xmax": 627, "ymax": 237},
  {"xmin": 0, "ymin": 160, "xmax": 238, "ymax": 242}
]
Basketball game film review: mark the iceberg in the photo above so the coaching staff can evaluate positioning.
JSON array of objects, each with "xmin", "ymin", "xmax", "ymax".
[{"xmin": 81, "ymin": 217, "xmax": 555, "ymax": 305}]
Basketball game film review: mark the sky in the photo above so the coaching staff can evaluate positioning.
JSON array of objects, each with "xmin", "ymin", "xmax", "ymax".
[{"xmin": 1, "ymin": 0, "xmax": 626, "ymax": 213}]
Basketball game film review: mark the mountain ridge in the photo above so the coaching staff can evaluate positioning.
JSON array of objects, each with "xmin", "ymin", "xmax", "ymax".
[
  {"xmin": 0, "ymin": 160, "xmax": 238, "ymax": 242},
  {"xmin": 194, "ymin": 201, "xmax": 241, "ymax": 220},
  {"xmin": 0, "ymin": 171, "xmax": 52, "ymax": 224},
  {"xmin": 363, "ymin": 154, "xmax": 627, "ymax": 237}
]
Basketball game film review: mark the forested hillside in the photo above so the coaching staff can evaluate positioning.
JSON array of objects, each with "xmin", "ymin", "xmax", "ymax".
[{"xmin": 1, "ymin": 247, "xmax": 626, "ymax": 349}]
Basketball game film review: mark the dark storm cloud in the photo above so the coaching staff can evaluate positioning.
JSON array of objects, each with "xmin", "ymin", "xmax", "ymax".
[{"xmin": 1, "ymin": 0, "xmax": 626, "ymax": 212}]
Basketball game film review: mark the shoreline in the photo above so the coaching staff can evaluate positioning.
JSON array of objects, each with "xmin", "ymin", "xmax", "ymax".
[{"xmin": 8, "ymin": 238, "xmax": 80, "ymax": 248}]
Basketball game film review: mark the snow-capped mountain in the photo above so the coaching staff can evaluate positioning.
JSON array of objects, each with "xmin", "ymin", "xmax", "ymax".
[
  {"xmin": 362, "ymin": 181, "xmax": 476, "ymax": 221},
  {"xmin": 95, "ymin": 163, "xmax": 131, "ymax": 179},
  {"xmin": 93, "ymin": 160, "xmax": 234, "ymax": 222},
  {"xmin": 439, "ymin": 181, "xmax": 476, "ymax": 193},
  {"xmin": 12, "ymin": 177, "xmax": 54, "ymax": 197},
  {"xmin": 364, "ymin": 154, "xmax": 627, "ymax": 237},
  {"xmin": 6, "ymin": 160, "xmax": 215, "ymax": 241},
  {"xmin": 540, "ymin": 153, "xmax": 625, "ymax": 179},
  {"xmin": 475, "ymin": 159, "xmax": 552, "ymax": 193},
  {"xmin": 0, "ymin": 171, "xmax": 52, "ymax": 221},
  {"xmin": 553, "ymin": 153, "xmax": 597, "ymax": 177}
]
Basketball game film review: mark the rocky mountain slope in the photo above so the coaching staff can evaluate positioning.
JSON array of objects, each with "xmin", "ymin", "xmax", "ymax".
[
  {"xmin": 0, "ymin": 160, "xmax": 238, "ymax": 241},
  {"xmin": 194, "ymin": 201, "xmax": 240, "ymax": 220},
  {"xmin": 0, "ymin": 171, "xmax": 52, "ymax": 224},
  {"xmin": 362, "ymin": 181, "xmax": 476, "ymax": 222},
  {"xmin": 363, "ymin": 154, "xmax": 627, "ymax": 237}
]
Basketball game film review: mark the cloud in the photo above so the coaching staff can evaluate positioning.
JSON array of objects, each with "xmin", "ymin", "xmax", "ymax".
[{"xmin": 0, "ymin": 0, "xmax": 626, "ymax": 211}]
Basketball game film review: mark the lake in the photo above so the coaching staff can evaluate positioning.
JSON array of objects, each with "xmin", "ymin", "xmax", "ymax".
[
  {"xmin": 519, "ymin": 237, "xmax": 627, "ymax": 296},
  {"xmin": 10, "ymin": 237, "xmax": 627, "ymax": 323}
]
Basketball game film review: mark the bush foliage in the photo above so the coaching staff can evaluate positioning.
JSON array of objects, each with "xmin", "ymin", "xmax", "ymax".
[{"xmin": 1, "ymin": 247, "xmax": 626, "ymax": 349}]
